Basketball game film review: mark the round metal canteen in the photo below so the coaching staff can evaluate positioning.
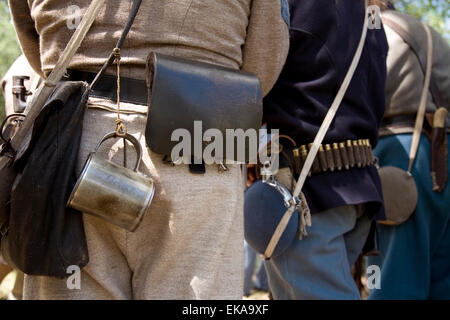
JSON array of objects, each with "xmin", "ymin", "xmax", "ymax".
[
  {"xmin": 378, "ymin": 166, "xmax": 418, "ymax": 226},
  {"xmin": 67, "ymin": 132, "xmax": 155, "ymax": 231},
  {"xmin": 244, "ymin": 179, "xmax": 299, "ymax": 258}
]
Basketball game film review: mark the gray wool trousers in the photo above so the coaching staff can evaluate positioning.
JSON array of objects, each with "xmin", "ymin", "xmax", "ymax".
[
  {"xmin": 264, "ymin": 168, "xmax": 372, "ymax": 300},
  {"xmin": 23, "ymin": 98, "xmax": 246, "ymax": 300}
]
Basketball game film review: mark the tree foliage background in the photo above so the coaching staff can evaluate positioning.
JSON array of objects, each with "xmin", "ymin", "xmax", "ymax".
[
  {"xmin": 396, "ymin": 0, "xmax": 450, "ymax": 40},
  {"xmin": 0, "ymin": 0, "xmax": 449, "ymax": 121}
]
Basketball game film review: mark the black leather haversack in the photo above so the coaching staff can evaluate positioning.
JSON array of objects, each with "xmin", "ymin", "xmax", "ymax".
[{"xmin": 145, "ymin": 52, "xmax": 263, "ymax": 163}]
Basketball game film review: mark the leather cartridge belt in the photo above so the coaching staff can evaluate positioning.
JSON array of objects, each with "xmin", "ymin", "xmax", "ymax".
[
  {"xmin": 290, "ymin": 139, "xmax": 376, "ymax": 175},
  {"xmin": 64, "ymin": 70, "xmax": 147, "ymax": 106}
]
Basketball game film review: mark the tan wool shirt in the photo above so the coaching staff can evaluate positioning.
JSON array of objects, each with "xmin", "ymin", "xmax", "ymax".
[
  {"xmin": 382, "ymin": 10, "xmax": 450, "ymax": 122},
  {"xmin": 7, "ymin": 0, "xmax": 289, "ymax": 300},
  {"xmin": 9, "ymin": 0, "xmax": 289, "ymax": 96}
]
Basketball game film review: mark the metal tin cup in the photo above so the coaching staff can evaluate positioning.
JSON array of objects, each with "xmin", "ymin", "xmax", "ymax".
[{"xmin": 67, "ymin": 132, "xmax": 155, "ymax": 231}]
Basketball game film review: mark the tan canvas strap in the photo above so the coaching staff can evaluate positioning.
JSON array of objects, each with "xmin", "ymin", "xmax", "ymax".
[
  {"xmin": 40, "ymin": 0, "xmax": 107, "ymax": 90},
  {"xmin": 407, "ymin": 23, "xmax": 433, "ymax": 173},
  {"xmin": 0, "ymin": 0, "xmax": 107, "ymax": 170},
  {"xmin": 264, "ymin": 0, "xmax": 370, "ymax": 259}
]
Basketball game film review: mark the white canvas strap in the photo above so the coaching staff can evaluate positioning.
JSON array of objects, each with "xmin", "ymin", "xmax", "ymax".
[
  {"xmin": 264, "ymin": 0, "xmax": 370, "ymax": 259},
  {"xmin": 407, "ymin": 23, "xmax": 433, "ymax": 173}
]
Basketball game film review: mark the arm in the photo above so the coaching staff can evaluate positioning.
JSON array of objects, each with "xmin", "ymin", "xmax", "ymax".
[
  {"xmin": 430, "ymin": 27, "xmax": 450, "ymax": 111},
  {"xmin": 8, "ymin": 0, "xmax": 43, "ymax": 77},
  {"xmin": 241, "ymin": 0, "xmax": 290, "ymax": 97}
]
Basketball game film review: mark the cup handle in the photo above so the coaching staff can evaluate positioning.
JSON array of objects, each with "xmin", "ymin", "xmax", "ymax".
[{"xmin": 93, "ymin": 132, "xmax": 142, "ymax": 171}]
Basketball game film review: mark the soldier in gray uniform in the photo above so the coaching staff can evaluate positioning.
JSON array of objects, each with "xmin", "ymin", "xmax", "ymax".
[
  {"xmin": 8, "ymin": 0, "xmax": 289, "ymax": 299},
  {"xmin": 368, "ymin": 1, "xmax": 450, "ymax": 299}
]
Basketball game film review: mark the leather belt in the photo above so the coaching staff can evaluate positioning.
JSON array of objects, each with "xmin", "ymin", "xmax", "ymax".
[
  {"xmin": 65, "ymin": 70, "xmax": 147, "ymax": 106},
  {"xmin": 289, "ymin": 139, "xmax": 376, "ymax": 175},
  {"xmin": 381, "ymin": 114, "xmax": 417, "ymax": 127},
  {"xmin": 380, "ymin": 114, "xmax": 450, "ymax": 137}
]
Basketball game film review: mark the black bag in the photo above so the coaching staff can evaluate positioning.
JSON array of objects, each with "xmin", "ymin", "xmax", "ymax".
[
  {"xmin": 145, "ymin": 52, "xmax": 263, "ymax": 163},
  {"xmin": 0, "ymin": 0, "xmax": 143, "ymax": 278},
  {"xmin": 0, "ymin": 166, "xmax": 16, "ymax": 232},
  {"xmin": 0, "ymin": 81, "xmax": 90, "ymax": 278},
  {"xmin": 0, "ymin": 115, "xmax": 25, "ymax": 228}
]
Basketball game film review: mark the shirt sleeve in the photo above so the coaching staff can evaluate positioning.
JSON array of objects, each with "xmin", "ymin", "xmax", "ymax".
[
  {"xmin": 241, "ymin": 0, "xmax": 290, "ymax": 97},
  {"xmin": 430, "ymin": 27, "xmax": 450, "ymax": 111},
  {"xmin": 8, "ymin": 0, "xmax": 43, "ymax": 77}
]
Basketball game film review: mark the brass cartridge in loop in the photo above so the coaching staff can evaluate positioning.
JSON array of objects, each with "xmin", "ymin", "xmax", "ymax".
[
  {"xmin": 332, "ymin": 143, "xmax": 342, "ymax": 171},
  {"xmin": 318, "ymin": 145, "xmax": 328, "ymax": 172},
  {"xmin": 325, "ymin": 144, "xmax": 335, "ymax": 172},
  {"xmin": 309, "ymin": 143, "xmax": 321, "ymax": 174},
  {"xmin": 346, "ymin": 140, "xmax": 355, "ymax": 168}
]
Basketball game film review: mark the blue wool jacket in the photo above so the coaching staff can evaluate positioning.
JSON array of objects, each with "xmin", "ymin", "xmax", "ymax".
[{"xmin": 263, "ymin": 0, "xmax": 388, "ymax": 220}]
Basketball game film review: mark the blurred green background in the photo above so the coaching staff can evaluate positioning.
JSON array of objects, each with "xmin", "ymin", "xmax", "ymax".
[{"xmin": 0, "ymin": 0, "xmax": 449, "ymax": 122}]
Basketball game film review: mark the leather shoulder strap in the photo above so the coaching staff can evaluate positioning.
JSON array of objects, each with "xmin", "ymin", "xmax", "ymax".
[
  {"xmin": 90, "ymin": 0, "xmax": 143, "ymax": 88},
  {"xmin": 382, "ymin": 17, "xmax": 444, "ymax": 108}
]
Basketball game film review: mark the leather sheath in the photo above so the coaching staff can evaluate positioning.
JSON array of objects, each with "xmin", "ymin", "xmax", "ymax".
[
  {"xmin": 430, "ymin": 128, "xmax": 448, "ymax": 192},
  {"xmin": 145, "ymin": 52, "xmax": 262, "ymax": 163}
]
